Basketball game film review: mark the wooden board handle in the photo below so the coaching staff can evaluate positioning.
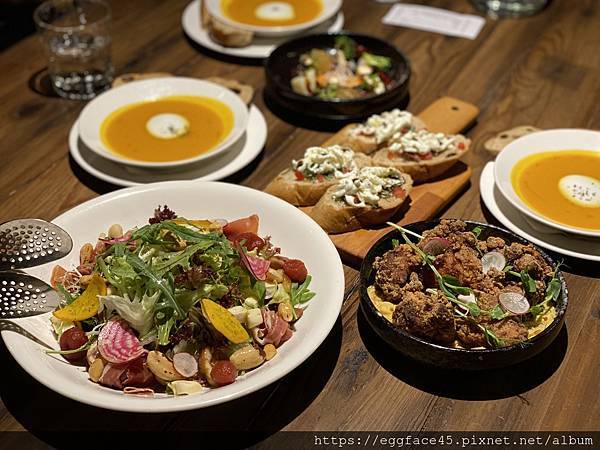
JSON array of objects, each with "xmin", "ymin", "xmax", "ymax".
[{"xmin": 416, "ymin": 96, "xmax": 479, "ymax": 135}]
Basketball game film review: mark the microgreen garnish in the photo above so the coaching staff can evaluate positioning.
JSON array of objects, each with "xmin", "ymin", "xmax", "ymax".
[
  {"xmin": 471, "ymin": 226, "xmax": 483, "ymax": 239},
  {"xmin": 507, "ymin": 269, "xmax": 537, "ymax": 293},
  {"xmin": 528, "ymin": 263, "xmax": 562, "ymax": 318}
]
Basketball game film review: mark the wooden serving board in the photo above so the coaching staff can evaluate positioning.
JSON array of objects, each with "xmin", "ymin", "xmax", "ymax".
[{"xmin": 295, "ymin": 96, "xmax": 479, "ymax": 265}]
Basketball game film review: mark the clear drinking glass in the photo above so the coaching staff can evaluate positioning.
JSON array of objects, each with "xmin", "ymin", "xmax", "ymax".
[
  {"xmin": 470, "ymin": 0, "xmax": 548, "ymax": 17},
  {"xmin": 33, "ymin": 0, "xmax": 113, "ymax": 100}
]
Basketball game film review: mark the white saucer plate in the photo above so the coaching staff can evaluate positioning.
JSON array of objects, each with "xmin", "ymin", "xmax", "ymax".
[
  {"xmin": 1, "ymin": 181, "xmax": 345, "ymax": 412},
  {"xmin": 182, "ymin": 0, "xmax": 344, "ymax": 59},
  {"xmin": 204, "ymin": 0, "xmax": 342, "ymax": 37},
  {"xmin": 70, "ymin": 105, "xmax": 266, "ymax": 187},
  {"xmin": 480, "ymin": 162, "xmax": 600, "ymax": 262}
]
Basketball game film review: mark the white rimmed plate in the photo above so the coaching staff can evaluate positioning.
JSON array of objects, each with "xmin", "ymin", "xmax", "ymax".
[
  {"xmin": 70, "ymin": 105, "xmax": 266, "ymax": 186},
  {"xmin": 78, "ymin": 77, "xmax": 249, "ymax": 169},
  {"xmin": 494, "ymin": 129, "xmax": 600, "ymax": 238},
  {"xmin": 1, "ymin": 181, "xmax": 345, "ymax": 412},
  {"xmin": 182, "ymin": 0, "xmax": 344, "ymax": 59},
  {"xmin": 481, "ymin": 162, "xmax": 600, "ymax": 262},
  {"xmin": 205, "ymin": 0, "xmax": 342, "ymax": 37}
]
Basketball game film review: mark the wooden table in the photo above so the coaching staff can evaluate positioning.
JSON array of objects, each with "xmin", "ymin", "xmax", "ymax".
[{"xmin": 0, "ymin": 0, "xmax": 598, "ymax": 446}]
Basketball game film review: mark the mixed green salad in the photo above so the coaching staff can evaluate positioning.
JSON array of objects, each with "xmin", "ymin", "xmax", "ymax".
[
  {"xmin": 291, "ymin": 36, "xmax": 396, "ymax": 100},
  {"xmin": 49, "ymin": 207, "xmax": 315, "ymax": 396}
]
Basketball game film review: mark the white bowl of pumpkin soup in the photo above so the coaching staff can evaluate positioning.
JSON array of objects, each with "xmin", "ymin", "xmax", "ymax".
[
  {"xmin": 78, "ymin": 77, "xmax": 248, "ymax": 169},
  {"xmin": 205, "ymin": 0, "xmax": 342, "ymax": 37},
  {"xmin": 494, "ymin": 129, "xmax": 600, "ymax": 238}
]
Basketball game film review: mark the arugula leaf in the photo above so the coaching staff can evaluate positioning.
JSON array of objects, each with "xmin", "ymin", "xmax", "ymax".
[
  {"xmin": 471, "ymin": 226, "xmax": 483, "ymax": 239},
  {"xmin": 55, "ymin": 283, "xmax": 75, "ymax": 304},
  {"xmin": 490, "ymin": 304, "xmax": 508, "ymax": 320},
  {"xmin": 157, "ymin": 316, "xmax": 176, "ymax": 346},
  {"xmin": 253, "ymin": 281, "xmax": 266, "ymax": 306},
  {"xmin": 291, "ymin": 275, "xmax": 316, "ymax": 306},
  {"xmin": 125, "ymin": 253, "xmax": 185, "ymax": 319},
  {"xmin": 521, "ymin": 269, "xmax": 537, "ymax": 293},
  {"xmin": 151, "ymin": 243, "xmax": 205, "ymax": 277}
]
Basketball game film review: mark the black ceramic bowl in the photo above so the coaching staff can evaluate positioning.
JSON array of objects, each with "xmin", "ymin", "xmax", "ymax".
[
  {"xmin": 359, "ymin": 220, "xmax": 568, "ymax": 370},
  {"xmin": 264, "ymin": 32, "xmax": 411, "ymax": 122}
]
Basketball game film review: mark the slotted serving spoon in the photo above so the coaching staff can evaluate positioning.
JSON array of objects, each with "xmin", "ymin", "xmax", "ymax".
[{"xmin": 0, "ymin": 219, "xmax": 73, "ymax": 318}]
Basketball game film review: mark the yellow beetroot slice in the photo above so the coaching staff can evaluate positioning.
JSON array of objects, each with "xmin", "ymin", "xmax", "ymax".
[
  {"xmin": 53, "ymin": 273, "xmax": 106, "ymax": 321},
  {"xmin": 201, "ymin": 299, "xmax": 249, "ymax": 344}
]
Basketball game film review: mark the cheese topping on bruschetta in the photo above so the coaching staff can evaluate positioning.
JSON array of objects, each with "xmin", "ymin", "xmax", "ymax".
[
  {"xmin": 332, "ymin": 167, "xmax": 406, "ymax": 207},
  {"xmin": 388, "ymin": 129, "xmax": 460, "ymax": 157},
  {"xmin": 292, "ymin": 145, "xmax": 357, "ymax": 179},
  {"xmin": 352, "ymin": 109, "xmax": 415, "ymax": 144}
]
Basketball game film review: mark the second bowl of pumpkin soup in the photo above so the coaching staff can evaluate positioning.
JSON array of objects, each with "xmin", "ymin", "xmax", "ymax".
[
  {"xmin": 494, "ymin": 129, "xmax": 600, "ymax": 238},
  {"xmin": 78, "ymin": 77, "xmax": 249, "ymax": 169}
]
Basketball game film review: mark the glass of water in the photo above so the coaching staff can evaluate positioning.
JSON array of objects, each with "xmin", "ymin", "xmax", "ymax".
[
  {"xmin": 470, "ymin": 0, "xmax": 548, "ymax": 17},
  {"xmin": 34, "ymin": 0, "xmax": 113, "ymax": 100}
]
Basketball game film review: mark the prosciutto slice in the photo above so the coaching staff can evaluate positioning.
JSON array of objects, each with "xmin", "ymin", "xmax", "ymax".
[
  {"xmin": 253, "ymin": 309, "xmax": 293, "ymax": 347},
  {"xmin": 98, "ymin": 319, "xmax": 145, "ymax": 364},
  {"xmin": 99, "ymin": 357, "xmax": 154, "ymax": 389}
]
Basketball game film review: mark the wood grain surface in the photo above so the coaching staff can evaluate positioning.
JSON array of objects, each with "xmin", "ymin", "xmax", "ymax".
[{"xmin": 0, "ymin": 0, "xmax": 599, "ymax": 446}]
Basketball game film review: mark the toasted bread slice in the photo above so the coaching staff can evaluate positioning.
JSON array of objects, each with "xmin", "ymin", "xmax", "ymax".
[
  {"xmin": 201, "ymin": 0, "xmax": 253, "ymax": 47},
  {"xmin": 372, "ymin": 135, "xmax": 471, "ymax": 183},
  {"xmin": 309, "ymin": 172, "xmax": 413, "ymax": 234},
  {"xmin": 265, "ymin": 153, "xmax": 371, "ymax": 206},
  {"xmin": 330, "ymin": 116, "xmax": 427, "ymax": 155}
]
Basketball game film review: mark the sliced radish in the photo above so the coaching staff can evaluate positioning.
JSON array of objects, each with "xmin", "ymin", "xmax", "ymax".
[
  {"xmin": 458, "ymin": 293, "xmax": 477, "ymax": 304},
  {"xmin": 499, "ymin": 292, "xmax": 530, "ymax": 315},
  {"xmin": 173, "ymin": 352, "xmax": 198, "ymax": 378},
  {"xmin": 98, "ymin": 319, "xmax": 145, "ymax": 364},
  {"xmin": 481, "ymin": 251, "xmax": 506, "ymax": 274},
  {"xmin": 421, "ymin": 237, "xmax": 451, "ymax": 255}
]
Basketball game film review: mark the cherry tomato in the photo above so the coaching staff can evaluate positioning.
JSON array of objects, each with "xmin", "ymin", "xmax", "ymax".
[
  {"xmin": 283, "ymin": 259, "xmax": 308, "ymax": 283},
  {"xmin": 211, "ymin": 360, "xmax": 238, "ymax": 386},
  {"xmin": 234, "ymin": 232, "xmax": 265, "ymax": 251},
  {"xmin": 59, "ymin": 327, "xmax": 88, "ymax": 363},
  {"xmin": 223, "ymin": 214, "xmax": 259, "ymax": 240},
  {"xmin": 294, "ymin": 170, "xmax": 305, "ymax": 181},
  {"xmin": 392, "ymin": 187, "xmax": 406, "ymax": 199},
  {"xmin": 458, "ymin": 142, "xmax": 466, "ymax": 150}
]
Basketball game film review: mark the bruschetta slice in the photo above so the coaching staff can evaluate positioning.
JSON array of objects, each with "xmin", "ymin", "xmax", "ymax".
[
  {"xmin": 265, "ymin": 145, "xmax": 371, "ymax": 206},
  {"xmin": 309, "ymin": 167, "xmax": 413, "ymax": 234},
  {"xmin": 371, "ymin": 130, "xmax": 471, "ymax": 182},
  {"xmin": 332, "ymin": 109, "xmax": 426, "ymax": 154}
]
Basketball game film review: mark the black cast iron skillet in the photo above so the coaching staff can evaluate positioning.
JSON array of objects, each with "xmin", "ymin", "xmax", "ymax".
[
  {"xmin": 359, "ymin": 220, "xmax": 568, "ymax": 370},
  {"xmin": 264, "ymin": 32, "xmax": 411, "ymax": 122}
]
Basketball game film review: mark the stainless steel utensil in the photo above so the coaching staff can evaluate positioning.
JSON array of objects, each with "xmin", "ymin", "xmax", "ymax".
[
  {"xmin": 0, "ymin": 272, "xmax": 61, "ymax": 318},
  {"xmin": 0, "ymin": 219, "xmax": 73, "ymax": 318},
  {"xmin": 0, "ymin": 219, "xmax": 73, "ymax": 271}
]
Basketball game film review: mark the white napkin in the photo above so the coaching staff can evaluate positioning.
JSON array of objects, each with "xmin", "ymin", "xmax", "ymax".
[{"xmin": 382, "ymin": 4, "xmax": 486, "ymax": 40}]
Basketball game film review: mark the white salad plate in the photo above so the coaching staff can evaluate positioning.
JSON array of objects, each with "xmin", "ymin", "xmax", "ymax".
[
  {"xmin": 0, "ymin": 181, "xmax": 345, "ymax": 413},
  {"xmin": 494, "ymin": 129, "xmax": 600, "ymax": 238},
  {"xmin": 182, "ymin": 0, "xmax": 344, "ymax": 59},
  {"xmin": 78, "ymin": 77, "xmax": 249, "ymax": 169},
  {"xmin": 204, "ymin": 0, "xmax": 342, "ymax": 37},
  {"xmin": 70, "ymin": 105, "xmax": 267, "ymax": 187},
  {"xmin": 481, "ymin": 162, "xmax": 600, "ymax": 262}
]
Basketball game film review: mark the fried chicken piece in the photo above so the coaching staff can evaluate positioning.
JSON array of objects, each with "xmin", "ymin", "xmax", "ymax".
[
  {"xmin": 489, "ymin": 318, "xmax": 528, "ymax": 343},
  {"xmin": 456, "ymin": 318, "xmax": 487, "ymax": 348},
  {"xmin": 374, "ymin": 244, "xmax": 422, "ymax": 303},
  {"xmin": 505, "ymin": 243, "xmax": 552, "ymax": 278},
  {"xmin": 434, "ymin": 246, "xmax": 483, "ymax": 286},
  {"xmin": 393, "ymin": 290, "xmax": 456, "ymax": 344}
]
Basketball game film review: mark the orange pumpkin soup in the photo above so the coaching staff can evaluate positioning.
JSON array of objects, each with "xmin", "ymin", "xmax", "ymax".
[
  {"xmin": 100, "ymin": 95, "xmax": 233, "ymax": 163},
  {"xmin": 221, "ymin": 0, "xmax": 322, "ymax": 27},
  {"xmin": 511, "ymin": 150, "xmax": 600, "ymax": 231}
]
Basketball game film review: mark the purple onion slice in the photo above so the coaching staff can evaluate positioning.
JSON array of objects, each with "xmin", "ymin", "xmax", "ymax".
[{"xmin": 499, "ymin": 292, "xmax": 530, "ymax": 315}]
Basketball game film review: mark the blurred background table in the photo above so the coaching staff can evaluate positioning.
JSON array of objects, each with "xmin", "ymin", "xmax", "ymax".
[{"xmin": 0, "ymin": 0, "xmax": 598, "ymax": 447}]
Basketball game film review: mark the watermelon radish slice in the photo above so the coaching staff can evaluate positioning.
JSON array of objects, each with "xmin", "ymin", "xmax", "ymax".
[
  {"xmin": 98, "ymin": 319, "xmax": 145, "ymax": 364},
  {"xmin": 237, "ymin": 244, "xmax": 270, "ymax": 280}
]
